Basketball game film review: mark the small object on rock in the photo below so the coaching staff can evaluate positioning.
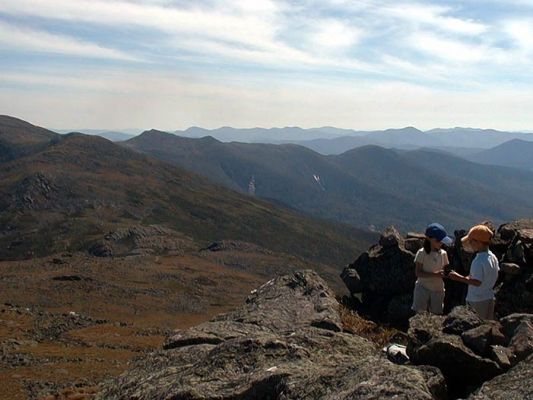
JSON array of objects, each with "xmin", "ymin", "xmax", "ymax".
[
  {"xmin": 265, "ymin": 366, "xmax": 278, "ymax": 372},
  {"xmin": 383, "ymin": 343, "xmax": 410, "ymax": 365}
]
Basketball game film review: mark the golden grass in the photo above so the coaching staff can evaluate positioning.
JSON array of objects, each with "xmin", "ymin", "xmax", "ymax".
[{"xmin": 339, "ymin": 304, "xmax": 398, "ymax": 347}]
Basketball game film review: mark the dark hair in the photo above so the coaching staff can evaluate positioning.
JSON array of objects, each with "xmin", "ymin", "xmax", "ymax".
[{"xmin": 423, "ymin": 238, "xmax": 432, "ymax": 254}]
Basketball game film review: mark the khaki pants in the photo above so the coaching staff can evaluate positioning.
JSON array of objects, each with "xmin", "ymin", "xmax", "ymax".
[
  {"xmin": 412, "ymin": 282, "xmax": 444, "ymax": 314},
  {"xmin": 467, "ymin": 299, "xmax": 495, "ymax": 320}
]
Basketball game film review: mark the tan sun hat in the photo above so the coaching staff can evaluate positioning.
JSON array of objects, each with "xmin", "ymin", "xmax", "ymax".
[{"xmin": 461, "ymin": 224, "xmax": 494, "ymax": 244}]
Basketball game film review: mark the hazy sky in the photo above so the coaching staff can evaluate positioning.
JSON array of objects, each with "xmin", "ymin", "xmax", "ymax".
[{"xmin": 1, "ymin": 0, "xmax": 533, "ymax": 131}]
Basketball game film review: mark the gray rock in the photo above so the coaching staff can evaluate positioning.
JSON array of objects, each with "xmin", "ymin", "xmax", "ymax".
[
  {"xmin": 461, "ymin": 322, "xmax": 506, "ymax": 356},
  {"xmin": 407, "ymin": 311, "xmax": 501, "ymax": 395},
  {"xmin": 461, "ymin": 324, "xmax": 493, "ymax": 356},
  {"xmin": 469, "ymin": 354, "xmax": 533, "ymax": 399},
  {"xmin": 508, "ymin": 320, "xmax": 533, "ymax": 364},
  {"xmin": 488, "ymin": 345, "xmax": 513, "ymax": 370},
  {"xmin": 412, "ymin": 332, "xmax": 501, "ymax": 387},
  {"xmin": 500, "ymin": 313, "xmax": 533, "ymax": 339},
  {"xmin": 442, "ymin": 306, "xmax": 483, "ymax": 335},
  {"xmin": 99, "ymin": 225, "xmax": 194, "ymax": 257},
  {"xmin": 341, "ymin": 226, "xmax": 417, "ymax": 323},
  {"xmin": 98, "ymin": 270, "xmax": 446, "ymax": 400}
]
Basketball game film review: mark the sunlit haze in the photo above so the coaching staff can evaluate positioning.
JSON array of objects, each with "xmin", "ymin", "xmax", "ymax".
[{"xmin": 1, "ymin": 0, "xmax": 533, "ymax": 131}]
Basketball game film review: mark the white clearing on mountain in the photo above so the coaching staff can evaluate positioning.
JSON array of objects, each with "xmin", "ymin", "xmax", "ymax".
[{"xmin": 313, "ymin": 174, "xmax": 326, "ymax": 191}]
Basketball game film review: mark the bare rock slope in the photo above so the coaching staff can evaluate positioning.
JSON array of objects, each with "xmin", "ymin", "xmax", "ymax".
[{"xmin": 98, "ymin": 270, "xmax": 446, "ymax": 399}]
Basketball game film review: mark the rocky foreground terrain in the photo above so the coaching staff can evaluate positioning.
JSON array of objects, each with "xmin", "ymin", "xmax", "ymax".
[
  {"xmin": 95, "ymin": 219, "xmax": 532, "ymax": 399},
  {"xmin": 98, "ymin": 270, "xmax": 446, "ymax": 399},
  {"xmin": 98, "ymin": 270, "xmax": 532, "ymax": 400}
]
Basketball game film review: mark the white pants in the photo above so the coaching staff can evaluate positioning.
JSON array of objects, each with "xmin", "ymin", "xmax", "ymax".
[
  {"xmin": 467, "ymin": 299, "xmax": 495, "ymax": 320},
  {"xmin": 412, "ymin": 281, "xmax": 444, "ymax": 314}
]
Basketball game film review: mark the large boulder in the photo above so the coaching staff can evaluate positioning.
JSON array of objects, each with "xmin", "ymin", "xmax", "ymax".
[
  {"xmin": 469, "ymin": 354, "xmax": 533, "ymax": 399},
  {"xmin": 341, "ymin": 226, "xmax": 419, "ymax": 323},
  {"xmin": 98, "ymin": 270, "xmax": 447, "ymax": 400}
]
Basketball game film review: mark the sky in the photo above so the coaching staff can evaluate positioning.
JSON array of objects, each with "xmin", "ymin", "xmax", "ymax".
[{"xmin": 0, "ymin": 0, "xmax": 533, "ymax": 131}]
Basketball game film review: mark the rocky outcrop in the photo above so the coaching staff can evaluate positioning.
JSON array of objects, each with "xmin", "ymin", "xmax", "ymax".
[
  {"xmin": 12, "ymin": 172, "xmax": 57, "ymax": 210},
  {"xmin": 202, "ymin": 240, "xmax": 274, "ymax": 254},
  {"xmin": 342, "ymin": 220, "xmax": 533, "ymax": 326},
  {"xmin": 340, "ymin": 227, "xmax": 421, "ymax": 325},
  {"xmin": 407, "ymin": 306, "xmax": 533, "ymax": 397},
  {"xmin": 98, "ymin": 270, "xmax": 446, "ymax": 400},
  {"xmin": 89, "ymin": 225, "xmax": 194, "ymax": 257}
]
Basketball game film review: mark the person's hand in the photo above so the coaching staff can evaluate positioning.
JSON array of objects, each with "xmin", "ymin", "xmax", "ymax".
[
  {"xmin": 447, "ymin": 271, "xmax": 462, "ymax": 281},
  {"xmin": 434, "ymin": 270, "xmax": 444, "ymax": 277}
]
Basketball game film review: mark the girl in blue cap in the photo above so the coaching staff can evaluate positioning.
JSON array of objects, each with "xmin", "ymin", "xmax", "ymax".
[{"xmin": 411, "ymin": 223, "xmax": 453, "ymax": 315}]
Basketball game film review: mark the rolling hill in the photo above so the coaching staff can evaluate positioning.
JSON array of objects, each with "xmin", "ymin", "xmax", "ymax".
[
  {"xmin": 0, "ymin": 115, "xmax": 60, "ymax": 161},
  {"xmin": 0, "ymin": 116, "xmax": 375, "ymax": 264},
  {"xmin": 56, "ymin": 128, "xmax": 135, "ymax": 142},
  {"xmin": 468, "ymin": 139, "xmax": 533, "ymax": 172},
  {"xmin": 125, "ymin": 130, "xmax": 533, "ymax": 231}
]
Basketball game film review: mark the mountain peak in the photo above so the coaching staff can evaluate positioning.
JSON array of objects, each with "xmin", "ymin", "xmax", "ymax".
[{"xmin": 0, "ymin": 114, "xmax": 59, "ymax": 146}]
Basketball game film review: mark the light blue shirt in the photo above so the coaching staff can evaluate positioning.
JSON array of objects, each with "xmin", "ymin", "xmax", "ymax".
[{"xmin": 466, "ymin": 250, "xmax": 500, "ymax": 302}]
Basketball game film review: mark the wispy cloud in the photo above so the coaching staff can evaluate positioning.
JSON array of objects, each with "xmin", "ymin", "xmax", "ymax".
[
  {"xmin": 0, "ymin": 20, "xmax": 138, "ymax": 61},
  {"xmin": 0, "ymin": 0, "xmax": 533, "ymax": 129},
  {"xmin": 409, "ymin": 31, "xmax": 491, "ymax": 63},
  {"xmin": 382, "ymin": 3, "xmax": 487, "ymax": 36}
]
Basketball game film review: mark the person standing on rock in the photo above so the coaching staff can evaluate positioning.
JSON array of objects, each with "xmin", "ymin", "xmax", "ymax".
[
  {"xmin": 411, "ymin": 223, "xmax": 453, "ymax": 315},
  {"xmin": 447, "ymin": 225, "xmax": 499, "ymax": 320}
]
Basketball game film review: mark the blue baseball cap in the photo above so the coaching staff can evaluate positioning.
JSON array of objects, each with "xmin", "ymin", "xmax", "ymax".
[{"xmin": 425, "ymin": 223, "xmax": 453, "ymax": 246}]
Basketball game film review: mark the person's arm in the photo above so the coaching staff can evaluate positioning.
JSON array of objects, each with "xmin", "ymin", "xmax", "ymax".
[
  {"xmin": 446, "ymin": 271, "xmax": 481, "ymax": 286},
  {"xmin": 441, "ymin": 251, "xmax": 451, "ymax": 275},
  {"xmin": 415, "ymin": 262, "xmax": 443, "ymax": 278}
]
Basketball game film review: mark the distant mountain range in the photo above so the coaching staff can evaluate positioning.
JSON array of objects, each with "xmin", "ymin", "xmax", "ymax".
[
  {"xmin": 174, "ymin": 126, "xmax": 357, "ymax": 143},
  {"xmin": 284, "ymin": 127, "xmax": 533, "ymax": 154},
  {"xmin": 51, "ymin": 124, "xmax": 533, "ymax": 171},
  {"xmin": 0, "ymin": 115, "xmax": 373, "ymax": 264},
  {"xmin": 174, "ymin": 126, "xmax": 533, "ymax": 151},
  {"xmin": 467, "ymin": 139, "xmax": 533, "ymax": 172},
  {"xmin": 124, "ymin": 130, "xmax": 533, "ymax": 231},
  {"xmin": 56, "ymin": 128, "xmax": 135, "ymax": 142}
]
